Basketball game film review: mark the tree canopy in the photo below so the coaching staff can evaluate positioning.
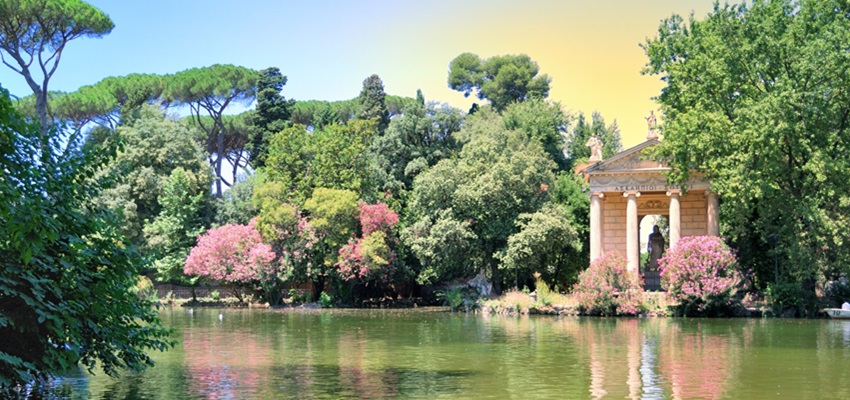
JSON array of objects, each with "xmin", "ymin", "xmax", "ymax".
[
  {"xmin": 405, "ymin": 108, "xmax": 559, "ymax": 293},
  {"xmin": 356, "ymin": 74, "xmax": 390, "ymax": 133},
  {"xmin": 0, "ymin": 0, "xmax": 113, "ymax": 148},
  {"xmin": 90, "ymin": 105, "xmax": 212, "ymax": 249},
  {"xmin": 448, "ymin": 52, "xmax": 551, "ymax": 112},
  {"xmin": 643, "ymin": 0, "xmax": 850, "ymax": 294},
  {"xmin": 367, "ymin": 98, "xmax": 464, "ymax": 197},
  {"xmin": 163, "ymin": 64, "xmax": 259, "ymax": 196},
  {"xmin": 248, "ymin": 67, "xmax": 294, "ymax": 168},
  {"xmin": 262, "ymin": 120, "xmax": 376, "ymax": 206}
]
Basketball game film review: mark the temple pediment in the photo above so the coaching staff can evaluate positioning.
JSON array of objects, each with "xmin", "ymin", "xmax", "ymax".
[
  {"xmin": 581, "ymin": 139, "xmax": 710, "ymax": 193},
  {"xmin": 585, "ymin": 139, "xmax": 666, "ymax": 174}
]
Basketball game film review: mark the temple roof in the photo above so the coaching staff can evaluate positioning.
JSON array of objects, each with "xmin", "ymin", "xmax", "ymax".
[
  {"xmin": 583, "ymin": 139, "xmax": 666, "ymax": 176},
  {"xmin": 579, "ymin": 139, "xmax": 710, "ymax": 193}
]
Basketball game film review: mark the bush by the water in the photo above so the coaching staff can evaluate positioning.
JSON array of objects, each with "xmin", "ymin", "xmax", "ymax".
[
  {"xmin": 318, "ymin": 291, "xmax": 334, "ymax": 308},
  {"xmin": 572, "ymin": 252, "xmax": 643, "ymax": 316},
  {"xmin": 659, "ymin": 236, "xmax": 745, "ymax": 317}
]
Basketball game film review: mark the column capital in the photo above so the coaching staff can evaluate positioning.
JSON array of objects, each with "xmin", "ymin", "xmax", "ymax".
[
  {"xmin": 623, "ymin": 190, "xmax": 641, "ymax": 198},
  {"xmin": 666, "ymin": 189, "xmax": 682, "ymax": 197},
  {"xmin": 591, "ymin": 191, "xmax": 605, "ymax": 198}
]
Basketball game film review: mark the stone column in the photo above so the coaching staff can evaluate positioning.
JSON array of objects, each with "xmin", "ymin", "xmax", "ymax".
[
  {"xmin": 667, "ymin": 189, "xmax": 681, "ymax": 249},
  {"xmin": 706, "ymin": 191, "xmax": 720, "ymax": 236},
  {"xmin": 624, "ymin": 191, "xmax": 640, "ymax": 274},
  {"xmin": 590, "ymin": 192, "xmax": 604, "ymax": 262}
]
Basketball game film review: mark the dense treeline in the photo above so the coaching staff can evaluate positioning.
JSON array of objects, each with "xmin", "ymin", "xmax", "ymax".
[
  {"xmin": 7, "ymin": 51, "xmax": 603, "ymax": 305},
  {"xmin": 7, "ymin": 0, "xmax": 848, "ymax": 391}
]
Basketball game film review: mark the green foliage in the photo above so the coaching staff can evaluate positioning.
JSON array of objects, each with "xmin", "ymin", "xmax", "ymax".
[
  {"xmin": 437, "ymin": 287, "xmax": 465, "ymax": 311},
  {"xmin": 215, "ymin": 175, "xmax": 257, "ymax": 226},
  {"xmin": 499, "ymin": 204, "xmax": 583, "ymax": 289},
  {"xmin": 318, "ymin": 291, "xmax": 333, "ymax": 308},
  {"xmin": 305, "ymin": 189, "xmax": 360, "ymax": 249},
  {"xmin": 90, "ymin": 105, "xmax": 212, "ymax": 249},
  {"xmin": 291, "ymin": 96, "xmax": 417, "ymax": 129},
  {"xmin": 143, "ymin": 167, "xmax": 207, "ymax": 283},
  {"xmin": 0, "ymin": 0, "xmax": 114, "ymax": 139},
  {"xmin": 210, "ymin": 290, "xmax": 221, "ymax": 301},
  {"xmin": 133, "ymin": 276, "xmax": 156, "ymax": 299},
  {"xmin": 367, "ymin": 99, "xmax": 464, "ymax": 196},
  {"xmin": 356, "ymin": 74, "xmax": 389, "ymax": 133},
  {"xmin": 643, "ymin": 0, "xmax": 850, "ymax": 292},
  {"xmin": 252, "ymin": 174, "xmax": 299, "ymax": 240},
  {"xmin": 448, "ymin": 52, "xmax": 551, "ymax": 112},
  {"xmin": 825, "ymin": 278, "xmax": 850, "ymax": 308},
  {"xmin": 303, "ymin": 188, "xmax": 360, "ymax": 298},
  {"xmin": 248, "ymin": 67, "xmax": 294, "ymax": 167},
  {"xmin": 0, "ymin": 86, "xmax": 171, "ymax": 393},
  {"xmin": 403, "ymin": 210, "xmax": 476, "ymax": 285},
  {"xmin": 501, "ymin": 98, "xmax": 569, "ymax": 169},
  {"xmin": 764, "ymin": 280, "xmax": 820, "ymax": 317},
  {"xmin": 163, "ymin": 64, "xmax": 259, "ymax": 196},
  {"xmin": 263, "ymin": 120, "xmax": 376, "ymax": 205},
  {"xmin": 50, "ymin": 73, "xmax": 165, "ymax": 130},
  {"xmin": 551, "ymin": 172, "xmax": 590, "ymax": 257},
  {"xmin": 405, "ymin": 108, "xmax": 556, "ymax": 292}
]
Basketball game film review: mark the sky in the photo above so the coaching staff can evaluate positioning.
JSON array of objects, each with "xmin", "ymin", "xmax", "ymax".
[{"xmin": 0, "ymin": 0, "xmax": 716, "ymax": 148}]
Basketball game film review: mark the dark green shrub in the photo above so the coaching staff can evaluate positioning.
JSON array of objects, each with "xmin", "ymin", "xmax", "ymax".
[{"xmin": 318, "ymin": 291, "xmax": 333, "ymax": 308}]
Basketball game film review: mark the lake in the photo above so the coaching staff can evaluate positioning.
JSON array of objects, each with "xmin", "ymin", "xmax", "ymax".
[{"xmin": 40, "ymin": 308, "xmax": 850, "ymax": 399}]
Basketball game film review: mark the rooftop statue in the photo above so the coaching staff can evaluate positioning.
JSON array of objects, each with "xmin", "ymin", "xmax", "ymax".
[
  {"xmin": 645, "ymin": 110, "xmax": 659, "ymax": 140},
  {"xmin": 586, "ymin": 136, "xmax": 603, "ymax": 162}
]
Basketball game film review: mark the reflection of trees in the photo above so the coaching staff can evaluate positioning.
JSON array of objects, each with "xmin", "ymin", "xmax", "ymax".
[
  {"xmin": 336, "ymin": 331, "xmax": 399, "ymax": 398},
  {"xmin": 183, "ymin": 326, "xmax": 271, "ymax": 398}
]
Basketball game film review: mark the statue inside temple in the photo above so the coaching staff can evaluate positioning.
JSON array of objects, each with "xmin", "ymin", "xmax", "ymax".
[{"xmin": 646, "ymin": 225, "xmax": 666, "ymax": 271}]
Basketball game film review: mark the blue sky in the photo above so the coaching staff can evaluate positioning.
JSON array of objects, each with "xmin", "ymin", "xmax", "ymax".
[{"xmin": 0, "ymin": 0, "xmax": 715, "ymax": 146}]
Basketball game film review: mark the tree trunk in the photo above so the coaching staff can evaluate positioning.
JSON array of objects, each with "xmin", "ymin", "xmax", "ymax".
[
  {"xmin": 32, "ymin": 88, "xmax": 53, "ymax": 164},
  {"xmin": 487, "ymin": 252, "xmax": 502, "ymax": 295},
  {"xmin": 214, "ymin": 130, "xmax": 224, "ymax": 197},
  {"xmin": 311, "ymin": 276, "xmax": 325, "ymax": 302}
]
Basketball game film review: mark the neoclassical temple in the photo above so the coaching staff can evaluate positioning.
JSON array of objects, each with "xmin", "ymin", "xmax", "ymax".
[{"xmin": 579, "ymin": 133, "xmax": 718, "ymax": 288}]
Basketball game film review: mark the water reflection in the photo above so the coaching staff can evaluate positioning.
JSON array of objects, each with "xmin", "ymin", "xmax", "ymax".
[{"xmin": 35, "ymin": 309, "xmax": 850, "ymax": 399}]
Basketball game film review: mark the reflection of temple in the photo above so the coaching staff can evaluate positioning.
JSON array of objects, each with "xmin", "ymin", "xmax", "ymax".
[
  {"xmin": 578, "ymin": 138, "xmax": 718, "ymax": 289},
  {"xmin": 582, "ymin": 320, "xmax": 733, "ymax": 400}
]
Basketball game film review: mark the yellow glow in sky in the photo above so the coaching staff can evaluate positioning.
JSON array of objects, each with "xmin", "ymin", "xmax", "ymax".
[{"xmin": 372, "ymin": 1, "xmax": 716, "ymax": 147}]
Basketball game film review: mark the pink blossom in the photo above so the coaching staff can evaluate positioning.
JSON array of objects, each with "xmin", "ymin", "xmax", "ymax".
[
  {"xmin": 658, "ymin": 235, "xmax": 746, "ymax": 316},
  {"xmin": 185, "ymin": 221, "xmax": 276, "ymax": 285},
  {"xmin": 572, "ymin": 252, "xmax": 644, "ymax": 316},
  {"xmin": 359, "ymin": 201, "xmax": 399, "ymax": 236},
  {"xmin": 334, "ymin": 202, "xmax": 400, "ymax": 284}
]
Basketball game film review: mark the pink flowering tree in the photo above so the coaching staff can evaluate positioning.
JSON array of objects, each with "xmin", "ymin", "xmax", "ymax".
[
  {"xmin": 335, "ymin": 201, "xmax": 401, "ymax": 290},
  {"xmin": 659, "ymin": 236, "xmax": 746, "ymax": 317},
  {"xmin": 184, "ymin": 219, "xmax": 276, "ymax": 303},
  {"xmin": 571, "ymin": 252, "xmax": 644, "ymax": 316}
]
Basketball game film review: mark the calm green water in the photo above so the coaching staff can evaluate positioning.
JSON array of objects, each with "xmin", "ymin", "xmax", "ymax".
[{"xmin": 41, "ymin": 308, "xmax": 850, "ymax": 399}]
